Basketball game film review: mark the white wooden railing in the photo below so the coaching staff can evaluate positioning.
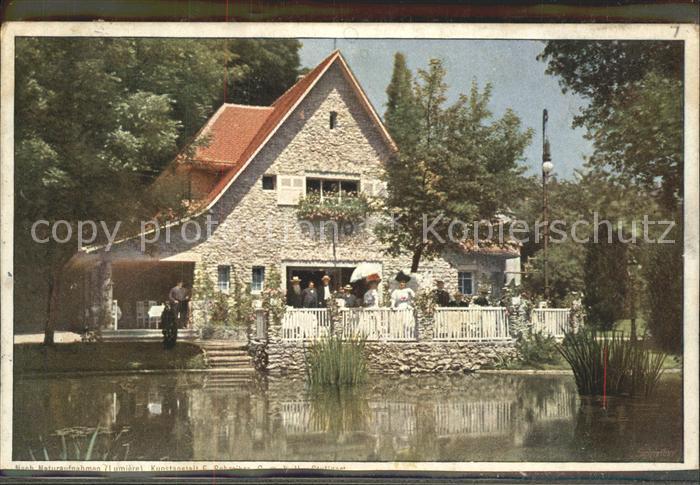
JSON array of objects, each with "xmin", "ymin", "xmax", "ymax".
[
  {"xmin": 280, "ymin": 308, "xmax": 331, "ymax": 340},
  {"xmin": 433, "ymin": 307, "xmax": 510, "ymax": 341},
  {"xmin": 532, "ymin": 308, "xmax": 571, "ymax": 338},
  {"xmin": 278, "ymin": 307, "xmax": 571, "ymax": 342},
  {"xmin": 340, "ymin": 308, "xmax": 416, "ymax": 341}
]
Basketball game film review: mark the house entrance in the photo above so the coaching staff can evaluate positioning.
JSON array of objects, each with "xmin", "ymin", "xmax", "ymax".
[{"xmin": 286, "ymin": 266, "xmax": 358, "ymax": 295}]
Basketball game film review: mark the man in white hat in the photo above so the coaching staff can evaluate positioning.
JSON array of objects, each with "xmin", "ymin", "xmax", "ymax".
[
  {"xmin": 286, "ymin": 276, "xmax": 303, "ymax": 308},
  {"xmin": 319, "ymin": 274, "xmax": 333, "ymax": 307},
  {"xmin": 342, "ymin": 284, "xmax": 359, "ymax": 308}
]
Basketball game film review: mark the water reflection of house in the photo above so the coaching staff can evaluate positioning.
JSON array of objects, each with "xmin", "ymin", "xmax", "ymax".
[
  {"xmin": 274, "ymin": 393, "xmax": 577, "ymax": 459},
  {"xmin": 16, "ymin": 375, "xmax": 581, "ymax": 461},
  {"xmin": 435, "ymin": 401, "xmax": 512, "ymax": 436}
]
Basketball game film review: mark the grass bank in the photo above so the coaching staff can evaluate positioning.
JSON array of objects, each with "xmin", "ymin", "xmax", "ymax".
[{"xmin": 14, "ymin": 342, "xmax": 207, "ymax": 374}]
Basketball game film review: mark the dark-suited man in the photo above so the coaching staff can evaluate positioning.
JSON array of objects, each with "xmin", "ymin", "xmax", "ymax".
[
  {"xmin": 302, "ymin": 281, "xmax": 320, "ymax": 308},
  {"xmin": 433, "ymin": 280, "xmax": 451, "ymax": 307}
]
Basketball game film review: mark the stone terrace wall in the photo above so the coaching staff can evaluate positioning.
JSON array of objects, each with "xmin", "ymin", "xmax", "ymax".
[
  {"xmin": 253, "ymin": 307, "xmax": 516, "ymax": 375},
  {"xmin": 263, "ymin": 339, "xmax": 516, "ymax": 375}
]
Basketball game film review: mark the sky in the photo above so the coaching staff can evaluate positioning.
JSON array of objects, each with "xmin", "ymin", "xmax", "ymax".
[{"xmin": 299, "ymin": 39, "xmax": 593, "ymax": 179}]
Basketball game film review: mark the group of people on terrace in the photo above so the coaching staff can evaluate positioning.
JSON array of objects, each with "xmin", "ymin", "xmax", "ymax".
[{"xmin": 285, "ymin": 270, "xmax": 499, "ymax": 311}]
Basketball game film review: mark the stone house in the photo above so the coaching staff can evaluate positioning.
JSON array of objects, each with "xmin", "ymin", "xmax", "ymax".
[{"xmin": 67, "ymin": 50, "xmax": 521, "ymax": 331}]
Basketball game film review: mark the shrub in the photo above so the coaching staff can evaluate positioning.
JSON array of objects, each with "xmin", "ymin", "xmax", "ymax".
[
  {"xmin": 304, "ymin": 334, "xmax": 367, "ymax": 388},
  {"xmin": 515, "ymin": 331, "xmax": 560, "ymax": 368},
  {"xmin": 558, "ymin": 329, "xmax": 666, "ymax": 397}
]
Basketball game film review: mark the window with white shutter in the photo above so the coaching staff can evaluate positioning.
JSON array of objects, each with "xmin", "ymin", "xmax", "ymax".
[{"xmin": 277, "ymin": 175, "xmax": 305, "ymax": 205}]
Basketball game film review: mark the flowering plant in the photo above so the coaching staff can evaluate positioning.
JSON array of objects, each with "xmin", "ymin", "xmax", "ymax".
[
  {"xmin": 296, "ymin": 191, "xmax": 374, "ymax": 224},
  {"xmin": 414, "ymin": 289, "xmax": 436, "ymax": 317},
  {"xmin": 261, "ymin": 266, "xmax": 286, "ymax": 326}
]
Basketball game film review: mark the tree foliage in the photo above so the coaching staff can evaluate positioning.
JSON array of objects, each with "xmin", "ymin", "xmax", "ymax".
[
  {"xmin": 582, "ymin": 224, "xmax": 629, "ymax": 331},
  {"xmin": 13, "ymin": 38, "xmax": 301, "ymax": 342},
  {"xmin": 539, "ymin": 40, "xmax": 683, "ymax": 351},
  {"xmin": 539, "ymin": 40, "xmax": 683, "ymax": 211},
  {"xmin": 642, "ymin": 216, "xmax": 683, "ymax": 353},
  {"xmin": 378, "ymin": 53, "xmax": 533, "ymax": 272}
]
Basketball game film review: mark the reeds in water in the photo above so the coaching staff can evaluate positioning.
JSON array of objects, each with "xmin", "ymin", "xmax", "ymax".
[
  {"xmin": 558, "ymin": 330, "xmax": 666, "ymax": 397},
  {"xmin": 304, "ymin": 334, "xmax": 368, "ymax": 388}
]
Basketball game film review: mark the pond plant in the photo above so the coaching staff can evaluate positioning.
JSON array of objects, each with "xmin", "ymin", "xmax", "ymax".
[
  {"xmin": 558, "ymin": 329, "xmax": 666, "ymax": 397},
  {"xmin": 308, "ymin": 385, "xmax": 370, "ymax": 435},
  {"xmin": 27, "ymin": 424, "xmax": 131, "ymax": 461},
  {"xmin": 304, "ymin": 334, "xmax": 368, "ymax": 388}
]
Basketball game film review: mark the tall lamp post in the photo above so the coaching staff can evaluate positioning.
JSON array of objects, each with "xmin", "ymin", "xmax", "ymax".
[{"xmin": 542, "ymin": 109, "xmax": 554, "ymax": 302}]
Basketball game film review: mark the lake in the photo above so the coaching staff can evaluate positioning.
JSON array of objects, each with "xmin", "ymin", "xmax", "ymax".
[{"xmin": 13, "ymin": 372, "xmax": 682, "ymax": 462}]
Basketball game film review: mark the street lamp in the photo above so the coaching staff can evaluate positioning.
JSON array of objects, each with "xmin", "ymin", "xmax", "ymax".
[{"xmin": 542, "ymin": 109, "xmax": 554, "ymax": 302}]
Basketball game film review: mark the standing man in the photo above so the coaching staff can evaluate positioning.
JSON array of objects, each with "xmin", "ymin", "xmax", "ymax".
[
  {"xmin": 168, "ymin": 280, "xmax": 190, "ymax": 328},
  {"xmin": 450, "ymin": 292, "xmax": 470, "ymax": 307},
  {"xmin": 342, "ymin": 284, "xmax": 359, "ymax": 308},
  {"xmin": 319, "ymin": 274, "xmax": 333, "ymax": 307},
  {"xmin": 286, "ymin": 276, "xmax": 303, "ymax": 308},
  {"xmin": 302, "ymin": 281, "xmax": 320, "ymax": 308},
  {"xmin": 472, "ymin": 286, "xmax": 491, "ymax": 306},
  {"xmin": 433, "ymin": 279, "xmax": 451, "ymax": 307}
]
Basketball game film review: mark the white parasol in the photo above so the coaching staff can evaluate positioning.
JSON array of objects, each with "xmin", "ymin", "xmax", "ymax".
[{"xmin": 350, "ymin": 263, "xmax": 382, "ymax": 283}]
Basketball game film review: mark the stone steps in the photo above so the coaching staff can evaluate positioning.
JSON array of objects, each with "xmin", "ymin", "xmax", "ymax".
[
  {"xmin": 203, "ymin": 370, "xmax": 256, "ymax": 390},
  {"xmin": 195, "ymin": 340, "xmax": 255, "ymax": 371}
]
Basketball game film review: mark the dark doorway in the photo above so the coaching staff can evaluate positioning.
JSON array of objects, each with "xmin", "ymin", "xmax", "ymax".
[{"xmin": 285, "ymin": 266, "xmax": 358, "ymax": 295}]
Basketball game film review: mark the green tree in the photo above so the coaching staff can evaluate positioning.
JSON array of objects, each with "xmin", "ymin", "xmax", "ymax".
[
  {"xmin": 582, "ymin": 223, "xmax": 629, "ymax": 330},
  {"xmin": 378, "ymin": 54, "xmax": 533, "ymax": 272},
  {"xmin": 13, "ymin": 38, "xmax": 302, "ymax": 344},
  {"xmin": 539, "ymin": 40, "xmax": 683, "ymax": 350},
  {"xmin": 642, "ymin": 215, "xmax": 683, "ymax": 353},
  {"xmin": 226, "ymin": 39, "xmax": 302, "ymax": 107},
  {"xmin": 513, "ymin": 166, "xmax": 656, "ymax": 307},
  {"xmin": 538, "ymin": 40, "xmax": 682, "ymax": 211},
  {"xmin": 15, "ymin": 38, "xmax": 182, "ymax": 344}
]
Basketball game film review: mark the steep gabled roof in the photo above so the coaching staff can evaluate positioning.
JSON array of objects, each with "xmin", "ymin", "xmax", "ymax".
[
  {"xmin": 180, "ymin": 49, "xmax": 395, "ymax": 213},
  {"xmin": 192, "ymin": 104, "xmax": 274, "ymax": 165}
]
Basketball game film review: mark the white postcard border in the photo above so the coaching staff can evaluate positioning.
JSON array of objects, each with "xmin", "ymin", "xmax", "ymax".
[{"xmin": 1, "ymin": 21, "xmax": 698, "ymax": 473}]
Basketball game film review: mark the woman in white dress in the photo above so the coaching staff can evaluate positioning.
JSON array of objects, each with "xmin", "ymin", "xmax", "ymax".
[
  {"xmin": 363, "ymin": 273, "xmax": 381, "ymax": 307},
  {"xmin": 391, "ymin": 271, "xmax": 415, "ymax": 309}
]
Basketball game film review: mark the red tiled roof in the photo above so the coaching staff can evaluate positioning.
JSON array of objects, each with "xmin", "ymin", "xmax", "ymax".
[
  {"xmin": 457, "ymin": 239, "xmax": 521, "ymax": 257},
  {"xmin": 186, "ymin": 51, "xmax": 340, "ymax": 209},
  {"xmin": 167, "ymin": 49, "xmax": 395, "ymax": 214},
  {"xmin": 193, "ymin": 105, "xmax": 274, "ymax": 165}
]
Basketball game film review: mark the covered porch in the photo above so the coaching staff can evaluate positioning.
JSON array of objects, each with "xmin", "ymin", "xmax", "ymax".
[{"xmin": 67, "ymin": 255, "xmax": 195, "ymax": 334}]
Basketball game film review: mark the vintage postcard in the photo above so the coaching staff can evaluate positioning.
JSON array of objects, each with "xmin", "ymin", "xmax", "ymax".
[{"xmin": 1, "ymin": 22, "xmax": 698, "ymax": 477}]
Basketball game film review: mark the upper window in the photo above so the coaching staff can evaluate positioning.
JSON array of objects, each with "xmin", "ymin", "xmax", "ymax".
[
  {"xmin": 251, "ymin": 266, "xmax": 265, "ymax": 292},
  {"xmin": 457, "ymin": 271, "xmax": 473, "ymax": 295},
  {"xmin": 262, "ymin": 175, "xmax": 276, "ymax": 190},
  {"xmin": 217, "ymin": 265, "xmax": 231, "ymax": 292},
  {"xmin": 330, "ymin": 111, "xmax": 338, "ymax": 129},
  {"xmin": 306, "ymin": 178, "xmax": 359, "ymax": 202}
]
